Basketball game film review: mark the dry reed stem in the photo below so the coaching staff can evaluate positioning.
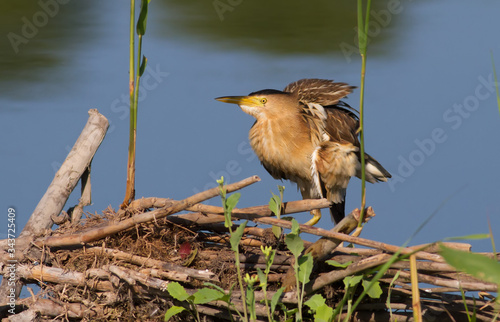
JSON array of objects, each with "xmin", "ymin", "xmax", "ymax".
[
  {"xmin": 129, "ymin": 197, "xmax": 331, "ymax": 217},
  {"xmin": 308, "ymin": 253, "xmax": 393, "ymax": 292},
  {"xmin": 85, "ymin": 246, "xmax": 215, "ymax": 282},
  {"xmin": 384, "ymin": 268, "xmax": 499, "ymax": 292},
  {"xmin": 166, "ymin": 198, "xmax": 332, "ymax": 226},
  {"xmin": 410, "ymin": 254, "xmax": 422, "ymax": 321},
  {"xmin": 242, "ymin": 215, "xmax": 444, "ymax": 262},
  {"xmin": 193, "ymin": 304, "xmax": 241, "ymax": 321},
  {"xmin": 108, "ymin": 265, "xmax": 169, "ymax": 290},
  {"xmin": 18, "ymin": 298, "xmax": 103, "ymax": 319},
  {"xmin": 205, "ymin": 235, "xmax": 264, "ymax": 247},
  {"xmin": 8, "ymin": 265, "xmax": 114, "ymax": 292}
]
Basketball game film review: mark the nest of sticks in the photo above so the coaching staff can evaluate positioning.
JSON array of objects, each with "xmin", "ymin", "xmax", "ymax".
[
  {"xmin": 1, "ymin": 176, "xmax": 499, "ymax": 321},
  {"xmin": 1, "ymin": 111, "xmax": 498, "ymax": 321}
]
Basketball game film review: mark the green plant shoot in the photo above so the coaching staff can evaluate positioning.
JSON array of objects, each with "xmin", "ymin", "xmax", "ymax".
[
  {"xmin": 304, "ymin": 293, "xmax": 334, "ymax": 322},
  {"xmin": 356, "ymin": 0, "xmax": 372, "ymax": 226},
  {"xmin": 284, "ymin": 219, "xmax": 311, "ymax": 321},
  {"xmin": 269, "ymin": 185, "xmax": 285, "ymax": 239},
  {"xmin": 122, "ymin": 0, "xmax": 150, "ymax": 208},
  {"xmin": 244, "ymin": 273, "xmax": 259, "ymax": 321},
  {"xmin": 165, "ymin": 282, "xmax": 227, "ymax": 321},
  {"xmin": 257, "ymin": 245, "xmax": 278, "ymax": 322},
  {"xmin": 217, "ymin": 177, "xmax": 248, "ymax": 321}
]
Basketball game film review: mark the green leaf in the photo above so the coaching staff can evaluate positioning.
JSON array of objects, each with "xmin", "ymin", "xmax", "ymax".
[
  {"xmin": 326, "ymin": 259, "xmax": 353, "ymax": 268},
  {"xmin": 314, "ymin": 305, "xmax": 334, "ymax": 322},
  {"xmin": 304, "ymin": 293, "xmax": 326, "ymax": 310},
  {"xmin": 305, "ymin": 295, "xmax": 334, "ymax": 322},
  {"xmin": 297, "ymin": 253, "xmax": 314, "ymax": 285},
  {"xmin": 362, "ymin": 279, "xmax": 383, "ymax": 299},
  {"xmin": 164, "ymin": 305, "xmax": 186, "ymax": 321},
  {"xmin": 167, "ymin": 282, "xmax": 190, "ymax": 301},
  {"xmin": 444, "ymin": 234, "xmax": 491, "ymax": 241},
  {"xmin": 290, "ymin": 218, "xmax": 300, "ymax": 235},
  {"xmin": 271, "ymin": 287, "xmax": 285, "ymax": 313},
  {"xmin": 343, "ymin": 275, "xmax": 363, "ymax": 288},
  {"xmin": 226, "ymin": 193, "xmax": 241, "ymax": 213},
  {"xmin": 203, "ymin": 283, "xmax": 232, "ymax": 303},
  {"xmin": 136, "ymin": 0, "xmax": 149, "ymax": 35},
  {"xmin": 386, "ymin": 270, "xmax": 401, "ymax": 312},
  {"xmin": 286, "ymin": 308, "xmax": 298, "ymax": 316},
  {"xmin": 229, "ymin": 220, "xmax": 247, "ymax": 252},
  {"xmin": 223, "ymin": 209, "xmax": 231, "ymax": 228},
  {"xmin": 139, "ymin": 55, "xmax": 147, "ymax": 77},
  {"xmin": 246, "ymin": 282, "xmax": 257, "ymax": 321},
  {"xmin": 203, "ymin": 282, "xmax": 226, "ymax": 294},
  {"xmin": 192, "ymin": 287, "xmax": 225, "ymax": 304},
  {"xmin": 285, "ymin": 219, "xmax": 303, "ymax": 258},
  {"xmin": 272, "ymin": 225, "xmax": 282, "ymax": 239},
  {"xmin": 269, "ymin": 192, "xmax": 282, "ymax": 238},
  {"xmin": 285, "ymin": 233, "xmax": 303, "ymax": 258},
  {"xmin": 224, "ymin": 192, "xmax": 240, "ymax": 228},
  {"xmin": 265, "ymin": 249, "xmax": 277, "ymax": 275},
  {"xmin": 439, "ymin": 244, "xmax": 500, "ymax": 285},
  {"xmin": 257, "ymin": 268, "xmax": 267, "ymax": 288},
  {"xmin": 269, "ymin": 193, "xmax": 281, "ymax": 217}
]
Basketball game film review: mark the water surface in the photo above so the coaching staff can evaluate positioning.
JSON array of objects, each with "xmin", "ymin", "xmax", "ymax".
[{"xmin": 1, "ymin": 1, "xmax": 499, "ymax": 251}]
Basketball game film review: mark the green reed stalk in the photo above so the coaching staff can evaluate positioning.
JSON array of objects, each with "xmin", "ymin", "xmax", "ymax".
[
  {"xmin": 357, "ymin": 0, "xmax": 371, "ymax": 227},
  {"xmin": 122, "ymin": 0, "xmax": 149, "ymax": 208}
]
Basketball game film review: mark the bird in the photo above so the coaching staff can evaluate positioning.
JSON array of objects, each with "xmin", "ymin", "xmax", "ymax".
[{"xmin": 215, "ymin": 78, "xmax": 391, "ymax": 226}]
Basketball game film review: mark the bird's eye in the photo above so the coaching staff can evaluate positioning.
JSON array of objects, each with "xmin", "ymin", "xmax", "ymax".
[{"xmin": 260, "ymin": 98, "xmax": 267, "ymax": 104}]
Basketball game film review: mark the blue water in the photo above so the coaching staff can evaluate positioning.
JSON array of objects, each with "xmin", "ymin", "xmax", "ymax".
[{"xmin": 1, "ymin": 1, "xmax": 499, "ymax": 253}]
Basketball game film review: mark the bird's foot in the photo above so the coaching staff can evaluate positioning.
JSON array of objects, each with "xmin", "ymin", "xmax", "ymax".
[{"xmin": 304, "ymin": 209, "xmax": 321, "ymax": 226}]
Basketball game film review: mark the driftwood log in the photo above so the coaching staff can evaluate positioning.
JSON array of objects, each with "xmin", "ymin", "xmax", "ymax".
[
  {"xmin": 21, "ymin": 109, "xmax": 109, "ymax": 238},
  {"xmin": 0, "ymin": 109, "xmax": 108, "ymax": 309},
  {"xmin": 1, "ymin": 110, "xmax": 499, "ymax": 321}
]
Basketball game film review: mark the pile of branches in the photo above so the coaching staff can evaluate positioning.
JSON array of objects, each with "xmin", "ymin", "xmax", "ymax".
[
  {"xmin": 1, "ymin": 191, "xmax": 499, "ymax": 321},
  {"xmin": 0, "ymin": 110, "xmax": 498, "ymax": 321}
]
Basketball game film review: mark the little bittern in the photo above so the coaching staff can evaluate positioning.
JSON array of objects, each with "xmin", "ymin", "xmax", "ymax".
[{"xmin": 216, "ymin": 79, "xmax": 391, "ymax": 226}]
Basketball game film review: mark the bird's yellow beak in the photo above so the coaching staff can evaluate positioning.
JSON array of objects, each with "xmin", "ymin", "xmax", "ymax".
[{"xmin": 215, "ymin": 96, "xmax": 263, "ymax": 107}]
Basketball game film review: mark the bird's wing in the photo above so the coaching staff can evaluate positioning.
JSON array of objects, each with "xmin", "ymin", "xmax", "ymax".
[
  {"xmin": 322, "ymin": 107, "xmax": 360, "ymax": 145},
  {"xmin": 284, "ymin": 79, "xmax": 389, "ymax": 221},
  {"xmin": 284, "ymin": 79, "xmax": 362, "ymax": 201},
  {"xmin": 312, "ymin": 141, "xmax": 359, "ymax": 203},
  {"xmin": 324, "ymin": 108, "xmax": 392, "ymax": 184},
  {"xmin": 310, "ymin": 105, "xmax": 362, "ymax": 204},
  {"xmin": 284, "ymin": 78, "xmax": 359, "ymax": 147},
  {"xmin": 284, "ymin": 79, "xmax": 356, "ymax": 106}
]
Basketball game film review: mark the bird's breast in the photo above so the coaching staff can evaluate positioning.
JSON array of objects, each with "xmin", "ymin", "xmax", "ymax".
[{"xmin": 249, "ymin": 119, "xmax": 314, "ymax": 182}]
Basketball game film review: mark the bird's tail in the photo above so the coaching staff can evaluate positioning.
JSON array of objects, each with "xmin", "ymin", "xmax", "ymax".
[
  {"xmin": 326, "ymin": 188, "xmax": 346, "ymax": 224},
  {"xmin": 327, "ymin": 154, "xmax": 390, "ymax": 224},
  {"xmin": 358, "ymin": 153, "xmax": 391, "ymax": 183},
  {"xmin": 329, "ymin": 200, "xmax": 346, "ymax": 224}
]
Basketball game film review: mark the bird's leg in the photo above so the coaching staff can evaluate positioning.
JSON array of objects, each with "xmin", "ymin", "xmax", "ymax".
[
  {"xmin": 299, "ymin": 188, "xmax": 322, "ymax": 226},
  {"xmin": 304, "ymin": 208, "xmax": 322, "ymax": 226}
]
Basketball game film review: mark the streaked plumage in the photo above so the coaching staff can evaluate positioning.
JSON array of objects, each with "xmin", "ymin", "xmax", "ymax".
[{"xmin": 216, "ymin": 79, "xmax": 391, "ymax": 225}]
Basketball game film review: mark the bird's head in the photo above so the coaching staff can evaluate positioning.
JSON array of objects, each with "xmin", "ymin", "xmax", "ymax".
[{"xmin": 215, "ymin": 89, "xmax": 297, "ymax": 119}]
